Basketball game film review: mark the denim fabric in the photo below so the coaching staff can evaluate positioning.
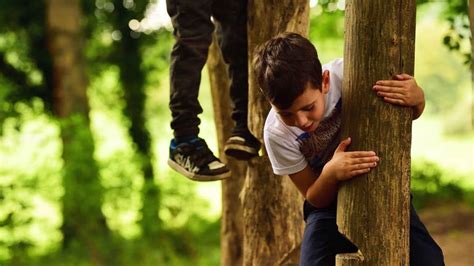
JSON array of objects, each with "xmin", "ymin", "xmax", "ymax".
[
  {"xmin": 166, "ymin": 0, "xmax": 249, "ymax": 138},
  {"xmin": 301, "ymin": 201, "xmax": 444, "ymax": 266},
  {"xmin": 409, "ymin": 203, "xmax": 445, "ymax": 266},
  {"xmin": 300, "ymin": 218, "xmax": 357, "ymax": 265}
]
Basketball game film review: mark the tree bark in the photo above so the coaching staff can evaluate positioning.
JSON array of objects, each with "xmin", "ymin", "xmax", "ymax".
[
  {"xmin": 336, "ymin": 1, "xmax": 416, "ymax": 265},
  {"xmin": 46, "ymin": 0, "xmax": 108, "ymax": 258},
  {"xmin": 207, "ymin": 35, "xmax": 247, "ymax": 266},
  {"xmin": 244, "ymin": 1, "xmax": 309, "ymax": 265}
]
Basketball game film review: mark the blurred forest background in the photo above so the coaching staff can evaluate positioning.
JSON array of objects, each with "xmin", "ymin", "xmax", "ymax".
[{"xmin": 0, "ymin": 0, "xmax": 472, "ymax": 265}]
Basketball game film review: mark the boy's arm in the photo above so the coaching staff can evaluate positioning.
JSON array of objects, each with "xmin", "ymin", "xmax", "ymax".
[
  {"xmin": 289, "ymin": 138, "xmax": 379, "ymax": 208},
  {"xmin": 289, "ymin": 165, "xmax": 339, "ymax": 208},
  {"xmin": 372, "ymin": 74, "xmax": 425, "ymax": 119}
]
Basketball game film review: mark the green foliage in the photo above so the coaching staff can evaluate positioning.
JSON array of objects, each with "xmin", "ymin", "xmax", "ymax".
[
  {"xmin": 0, "ymin": 0, "xmax": 52, "ymax": 111},
  {"xmin": 0, "ymin": 103, "xmax": 63, "ymax": 262},
  {"xmin": 309, "ymin": 6, "xmax": 344, "ymax": 42},
  {"xmin": 414, "ymin": 4, "xmax": 471, "ymax": 136},
  {"xmin": 0, "ymin": 104, "xmax": 221, "ymax": 265},
  {"xmin": 60, "ymin": 114, "xmax": 110, "ymax": 254},
  {"xmin": 84, "ymin": 3, "xmax": 174, "ymax": 240},
  {"xmin": 0, "ymin": 1, "xmax": 472, "ymax": 265},
  {"xmin": 441, "ymin": 0, "xmax": 470, "ymax": 64},
  {"xmin": 411, "ymin": 160, "xmax": 472, "ymax": 209},
  {"xmin": 418, "ymin": 0, "xmax": 470, "ymax": 65},
  {"xmin": 143, "ymin": 29, "xmax": 174, "ymax": 90},
  {"xmin": 308, "ymin": 5, "xmax": 344, "ymax": 63}
]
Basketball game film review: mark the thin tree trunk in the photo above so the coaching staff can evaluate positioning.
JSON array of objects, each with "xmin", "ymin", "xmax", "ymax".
[
  {"xmin": 46, "ymin": 0, "xmax": 108, "ymax": 259},
  {"xmin": 113, "ymin": 1, "xmax": 161, "ymax": 238},
  {"xmin": 336, "ymin": 1, "xmax": 416, "ymax": 265},
  {"xmin": 119, "ymin": 40, "xmax": 161, "ymax": 238},
  {"xmin": 244, "ymin": 1, "xmax": 309, "ymax": 265},
  {"xmin": 207, "ymin": 35, "xmax": 247, "ymax": 266}
]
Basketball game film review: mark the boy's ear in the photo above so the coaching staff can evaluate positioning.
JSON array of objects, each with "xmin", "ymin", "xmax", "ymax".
[{"xmin": 322, "ymin": 70, "xmax": 330, "ymax": 94}]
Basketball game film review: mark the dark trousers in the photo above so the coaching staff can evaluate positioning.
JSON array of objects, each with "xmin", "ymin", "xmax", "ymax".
[
  {"xmin": 166, "ymin": 0, "xmax": 249, "ymax": 138},
  {"xmin": 300, "ymin": 202, "xmax": 445, "ymax": 266}
]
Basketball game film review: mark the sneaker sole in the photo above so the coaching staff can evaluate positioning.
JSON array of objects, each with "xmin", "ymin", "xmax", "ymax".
[
  {"xmin": 167, "ymin": 159, "xmax": 230, "ymax": 181},
  {"xmin": 224, "ymin": 144, "xmax": 259, "ymax": 160}
]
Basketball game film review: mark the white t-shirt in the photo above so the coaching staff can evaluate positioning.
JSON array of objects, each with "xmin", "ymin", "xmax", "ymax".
[{"xmin": 263, "ymin": 58, "xmax": 344, "ymax": 176}]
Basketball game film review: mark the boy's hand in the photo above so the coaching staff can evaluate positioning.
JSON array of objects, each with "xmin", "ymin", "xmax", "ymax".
[
  {"xmin": 372, "ymin": 74, "xmax": 425, "ymax": 118},
  {"xmin": 323, "ymin": 138, "xmax": 379, "ymax": 182}
]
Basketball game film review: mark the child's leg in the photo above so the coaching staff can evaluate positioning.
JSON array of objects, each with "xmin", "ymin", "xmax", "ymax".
[
  {"xmin": 212, "ymin": 0, "xmax": 249, "ymax": 134},
  {"xmin": 300, "ymin": 218, "xmax": 357, "ymax": 266},
  {"xmin": 211, "ymin": 1, "xmax": 261, "ymax": 160},
  {"xmin": 410, "ymin": 203, "xmax": 445, "ymax": 266},
  {"xmin": 167, "ymin": 0, "xmax": 214, "ymax": 138}
]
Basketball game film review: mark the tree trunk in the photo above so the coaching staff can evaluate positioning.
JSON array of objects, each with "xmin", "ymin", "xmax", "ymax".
[
  {"xmin": 244, "ymin": 1, "xmax": 309, "ymax": 265},
  {"xmin": 207, "ymin": 35, "xmax": 247, "ymax": 266},
  {"xmin": 46, "ymin": 0, "xmax": 108, "ymax": 258},
  {"xmin": 112, "ymin": 0, "xmax": 162, "ymax": 238},
  {"xmin": 336, "ymin": 1, "xmax": 416, "ymax": 265}
]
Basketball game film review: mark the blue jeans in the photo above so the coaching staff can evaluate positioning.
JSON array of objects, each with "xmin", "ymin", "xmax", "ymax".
[{"xmin": 300, "ymin": 201, "xmax": 444, "ymax": 266}]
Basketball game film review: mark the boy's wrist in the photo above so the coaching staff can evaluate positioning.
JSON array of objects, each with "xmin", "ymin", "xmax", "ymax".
[
  {"xmin": 409, "ymin": 85, "xmax": 424, "ymax": 119},
  {"xmin": 321, "ymin": 164, "xmax": 340, "ymax": 185},
  {"xmin": 412, "ymin": 100, "xmax": 425, "ymax": 119}
]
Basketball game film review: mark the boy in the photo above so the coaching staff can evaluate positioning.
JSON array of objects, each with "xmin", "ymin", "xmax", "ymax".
[
  {"xmin": 253, "ymin": 32, "xmax": 444, "ymax": 265},
  {"xmin": 166, "ymin": 0, "xmax": 260, "ymax": 182}
]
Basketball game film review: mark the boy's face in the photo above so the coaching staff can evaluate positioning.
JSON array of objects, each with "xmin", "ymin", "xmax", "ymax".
[{"xmin": 273, "ymin": 71, "xmax": 330, "ymax": 132}]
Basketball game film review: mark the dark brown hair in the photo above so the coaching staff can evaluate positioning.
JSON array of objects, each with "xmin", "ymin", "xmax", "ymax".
[{"xmin": 253, "ymin": 32, "xmax": 323, "ymax": 109}]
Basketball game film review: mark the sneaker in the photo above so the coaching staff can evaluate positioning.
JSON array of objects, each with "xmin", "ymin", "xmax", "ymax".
[
  {"xmin": 224, "ymin": 133, "xmax": 261, "ymax": 160},
  {"xmin": 168, "ymin": 138, "xmax": 230, "ymax": 181}
]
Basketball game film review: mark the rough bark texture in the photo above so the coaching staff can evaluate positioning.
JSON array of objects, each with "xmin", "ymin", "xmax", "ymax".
[
  {"xmin": 46, "ymin": 0, "xmax": 108, "ymax": 255},
  {"xmin": 207, "ymin": 36, "xmax": 247, "ymax": 266},
  {"xmin": 336, "ymin": 1, "xmax": 416, "ymax": 265},
  {"xmin": 244, "ymin": 1, "xmax": 309, "ymax": 265}
]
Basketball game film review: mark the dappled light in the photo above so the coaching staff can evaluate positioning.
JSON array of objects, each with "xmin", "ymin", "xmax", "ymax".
[{"xmin": 0, "ymin": 0, "xmax": 472, "ymax": 265}]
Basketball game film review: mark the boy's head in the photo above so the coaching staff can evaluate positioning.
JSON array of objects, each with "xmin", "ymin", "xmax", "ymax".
[{"xmin": 253, "ymin": 32, "xmax": 323, "ymax": 110}]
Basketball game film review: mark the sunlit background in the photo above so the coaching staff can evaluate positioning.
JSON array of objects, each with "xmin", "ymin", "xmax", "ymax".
[{"xmin": 0, "ymin": 0, "xmax": 472, "ymax": 265}]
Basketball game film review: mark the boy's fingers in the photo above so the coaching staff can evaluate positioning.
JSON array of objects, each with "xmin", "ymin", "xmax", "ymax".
[
  {"xmin": 375, "ymin": 80, "xmax": 404, "ymax": 87},
  {"xmin": 377, "ymin": 74, "xmax": 413, "ymax": 85},
  {"xmin": 351, "ymin": 157, "xmax": 379, "ymax": 164},
  {"xmin": 335, "ymin": 137, "xmax": 351, "ymax": 153},
  {"xmin": 349, "ymin": 162, "xmax": 377, "ymax": 171},
  {"xmin": 376, "ymin": 91, "xmax": 404, "ymax": 99},
  {"xmin": 396, "ymin": 73, "xmax": 413, "ymax": 80},
  {"xmin": 348, "ymin": 151, "xmax": 376, "ymax": 157},
  {"xmin": 373, "ymin": 85, "xmax": 401, "ymax": 92},
  {"xmin": 351, "ymin": 168, "xmax": 371, "ymax": 176},
  {"xmin": 383, "ymin": 97, "xmax": 404, "ymax": 105}
]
